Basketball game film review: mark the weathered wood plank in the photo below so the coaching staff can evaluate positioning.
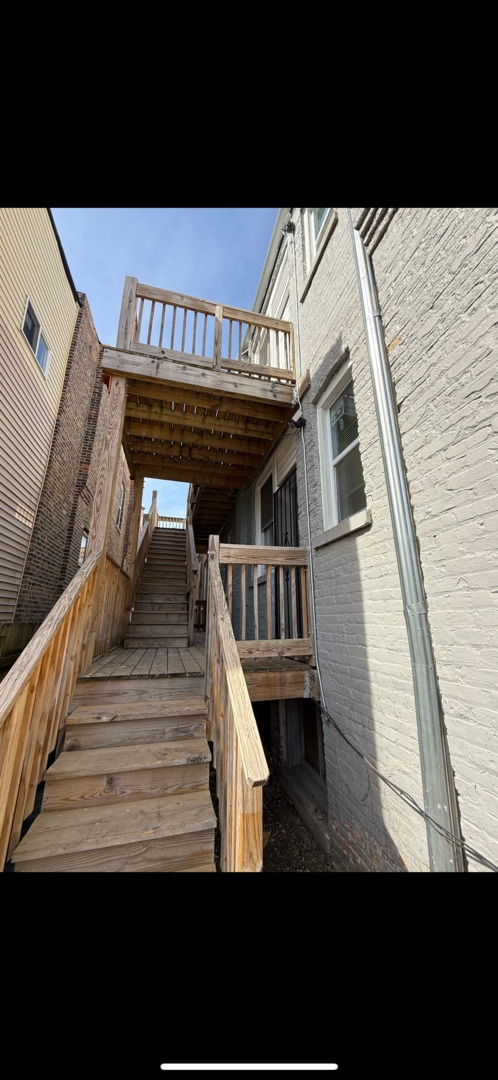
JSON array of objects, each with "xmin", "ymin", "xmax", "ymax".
[
  {"xmin": 124, "ymin": 378, "xmax": 291, "ymax": 424},
  {"xmin": 167, "ymin": 649, "xmax": 186, "ymax": 675},
  {"xmin": 0, "ymin": 686, "xmax": 31, "ymax": 866},
  {"xmin": 117, "ymin": 276, "xmax": 138, "ymax": 351},
  {"xmin": 128, "ymin": 456, "xmax": 252, "ymax": 489},
  {"xmin": 253, "ymin": 565, "xmax": 259, "ymax": 641},
  {"xmin": 220, "ymin": 544, "xmax": 309, "ymax": 565},
  {"xmin": 125, "ymin": 418, "xmax": 271, "ymax": 456},
  {"xmin": 102, "ymin": 349, "xmax": 295, "ymax": 407},
  {"xmin": 237, "ymin": 638, "xmax": 314, "ymax": 659},
  {"xmin": 136, "ymin": 283, "xmax": 216, "ymax": 316},
  {"xmin": 243, "ymin": 667, "xmax": 313, "ymax": 702}
]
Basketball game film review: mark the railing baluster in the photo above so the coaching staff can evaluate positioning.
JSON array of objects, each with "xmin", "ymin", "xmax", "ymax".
[
  {"xmin": 170, "ymin": 306, "xmax": 177, "ymax": 349},
  {"xmin": 158, "ymin": 303, "xmax": 166, "ymax": 348},
  {"xmin": 181, "ymin": 308, "xmax": 188, "ymax": 352},
  {"xmin": 253, "ymin": 564, "xmax": 259, "ymax": 640},
  {"xmin": 300, "ymin": 565, "xmax": 309, "ymax": 638},
  {"xmin": 241, "ymin": 564, "xmax": 246, "ymax": 640},
  {"xmin": 276, "ymin": 328, "xmax": 280, "ymax": 369},
  {"xmin": 291, "ymin": 565, "xmax": 298, "ymax": 638},
  {"xmin": 227, "ymin": 564, "xmax": 233, "ymax": 620},
  {"xmin": 202, "ymin": 313, "xmax": 207, "ymax": 357},
  {"xmin": 238, "ymin": 321, "xmax": 242, "ymax": 360},
  {"xmin": 266, "ymin": 567, "xmax": 272, "ymax": 639},
  {"xmin": 214, "ymin": 305, "xmax": 223, "ymax": 368},
  {"xmin": 279, "ymin": 565, "xmax": 285, "ymax": 639},
  {"xmin": 228, "ymin": 319, "xmax": 232, "ymax": 360},
  {"xmin": 192, "ymin": 311, "xmax": 197, "ymax": 355},
  {"xmin": 147, "ymin": 300, "xmax": 155, "ymax": 345},
  {"xmin": 284, "ymin": 329, "xmax": 289, "ymax": 370},
  {"xmin": 136, "ymin": 297, "xmax": 144, "ymax": 341}
]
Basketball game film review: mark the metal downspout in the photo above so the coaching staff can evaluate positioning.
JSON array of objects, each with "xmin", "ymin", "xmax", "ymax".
[{"xmin": 348, "ymin": 210, "xmax": 464, "ymax": 872}]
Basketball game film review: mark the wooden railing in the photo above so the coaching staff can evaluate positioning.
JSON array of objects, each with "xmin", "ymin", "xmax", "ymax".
[
  {"xmin": 121, "ymin": 279, "xmax": 295, "ymax": 385},
  {"xmin": 219, "ymin": 544, "xmax": 314, "ymax": 664},
  {"xmin": 94, "ymin": 556, "xmax": 130, "ymax": 657},
  {"xmin": 157, "ymin": 515, "xmax": 186, "ymax": 529},
  {"xmin": 206, "ymin": 537, "xmax": 269, "ymax": 872},
  {"xmin": 131, "ymin": 490, "xmax": 158, "ymax": 607},
  {"xmin": 0, "ymin": 550, "xmax": 102, "ymax": 869},
  {"xmin": 186, "ymin": 523, "xmax": 199, "ymax": 646}
]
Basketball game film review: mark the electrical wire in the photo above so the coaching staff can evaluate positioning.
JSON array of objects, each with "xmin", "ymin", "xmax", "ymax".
[
  {"xmin": 285, "ymin": 212, "xmax": 496, "ymax": 875},
  {"xmin": 319, "ymin": 700, "xmax": 498, "ymax": 872}
]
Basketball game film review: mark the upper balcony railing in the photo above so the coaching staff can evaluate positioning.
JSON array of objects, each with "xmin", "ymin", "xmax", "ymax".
[{"xmin": 117, "ymin": 278, "xmax": 295, "ymax": 386}]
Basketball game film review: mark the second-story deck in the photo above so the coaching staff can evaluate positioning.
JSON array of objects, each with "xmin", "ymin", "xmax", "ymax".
[{"xmin": 101, "ymin": 278, "xmax": 306, "ymax": 545}]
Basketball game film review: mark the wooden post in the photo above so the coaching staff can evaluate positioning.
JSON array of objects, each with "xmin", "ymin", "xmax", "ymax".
[
  {"xmin": 117, "ymin": 276, "xmax": 138, "ymax": 350},
  {"xmin": 213, "ymin": 305, "xmax": 223, "ymax": 368},
  {"xmin": 124, "ymin": 473, "xmax": 144, "ymax": 626},
  {"xmin": 81, "ymin": 375, "xmax": 127, "ymax": 672}
]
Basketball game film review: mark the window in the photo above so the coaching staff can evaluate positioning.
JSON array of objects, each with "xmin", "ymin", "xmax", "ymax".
[
  {"xmin": 308, "ymin": 207, "xmax": 330, "ymax": 262},
  {"xmin": 116, "ymin": 483, "xmax": 125, "ymax": 530},
  {"xmin": 301, "ymin": 208, "xmax": 338, "ymax": 301},
  {"xmin": 22, "ymin": 300, "xmax": 50, "ymax": 374},
  {"xmin": 260, "ymin": 475, "xmax": 274, "ymax": 545},
  {"xmin": 317, "ymin": 362, "xmax": 366, "ymax": 531}
]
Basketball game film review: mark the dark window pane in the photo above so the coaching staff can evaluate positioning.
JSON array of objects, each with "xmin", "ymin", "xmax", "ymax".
[
  {"xmin": 23, "ymin": 303, "xmax": 39, "ymax": 350},
  {"xmin": 36, "ymin": 333, "xmax": 48, "ymax": 371},
  {"xmin": 313, "ymin": 208, "xmax": 328, "ymax": 239},
  {"xmin": 330, "ymin": 381, "xmax": 359, "ymax": 457},
  {"xmin": 336, "ymin": 444, "xmax": 366, "ymax": 520},
  {"xmin": 261, "ymin": 476, "xmax": 273, "ymax": 531}
]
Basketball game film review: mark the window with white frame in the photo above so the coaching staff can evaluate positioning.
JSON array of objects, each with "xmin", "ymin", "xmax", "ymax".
[
  {"xmin": 301, "ymin": 208, "xmax": 338, "ymax": 299},
  {"xmin": 304, "ymin": 208, "xmax": 332, "ymax": 263},
  {"xmin": 255, "ymin": 253, "xmax": 290, "ymax": 371},
  {"xmin": 317, "ymin": 362, "xmax": 366, "ymax": 530},
  {"xmin": 22, "ymin": 300, "xmax": 50, "ymax": 375}
]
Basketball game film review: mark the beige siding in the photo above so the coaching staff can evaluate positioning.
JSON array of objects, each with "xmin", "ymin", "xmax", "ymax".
[{"xmin": 0, "ymin": 208, "xmax": 78, "ymax": 621}]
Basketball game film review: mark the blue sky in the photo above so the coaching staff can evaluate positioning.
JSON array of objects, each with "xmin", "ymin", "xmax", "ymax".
[{"xmin": 50, "ymin": 207, "xmax": 279, "ymax": 517}]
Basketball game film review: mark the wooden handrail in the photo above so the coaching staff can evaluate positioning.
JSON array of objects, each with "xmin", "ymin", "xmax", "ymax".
[
  {"xmin": 206, "ymin": 536, "xmax": 269, "ymax": 872},
  {"xmin": 0, "ymin": 549, "xmax": 103, "ymax": 868}
]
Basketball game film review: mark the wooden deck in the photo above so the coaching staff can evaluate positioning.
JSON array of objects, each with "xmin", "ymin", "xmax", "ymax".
[
  {"xmin": 81, "ymin": 644, "xmax": 206, "ymax": 680},
  {"xmin": 79, "ymin": 640, "xmax": 317, "ymax": 702},
  {"xmin": 101, "ymin": 278, "xmax": 302, "ymax": 546}
]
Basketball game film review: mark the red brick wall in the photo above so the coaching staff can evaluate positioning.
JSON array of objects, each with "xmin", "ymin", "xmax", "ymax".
[{"xmin": 15, "ymin": 295, "xmax": 133, "ymax": 623}]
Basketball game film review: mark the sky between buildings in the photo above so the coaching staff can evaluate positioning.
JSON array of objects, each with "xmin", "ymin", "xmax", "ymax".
[{"xmin": 50, "ymin": 207, "xmax": 279, "ymax": 518}]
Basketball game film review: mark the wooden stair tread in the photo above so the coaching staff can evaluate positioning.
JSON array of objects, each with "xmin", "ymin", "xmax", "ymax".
[
  {"xmin": 67, "ymin": 693, "xmax": 207, "ymax": 724},
  {"xmin": 46, "ymin": 739, "xmax": 211, "ymax": 778},
  {"xmin": 13, "ymin": 791, "xmax": 217, "ymax": 862}
]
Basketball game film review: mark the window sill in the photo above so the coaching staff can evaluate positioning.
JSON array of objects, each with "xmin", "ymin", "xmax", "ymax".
[
  {"xmin": 300, "ymin": 210, "xmax": 338, "ymax": 303},
  {"xmin": 314, "ymin": 507, "xmax": 372, "ymax": 549}
]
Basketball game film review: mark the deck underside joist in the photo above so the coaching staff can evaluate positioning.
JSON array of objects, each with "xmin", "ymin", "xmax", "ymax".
[{"xmin": 101, "ymin": 346, "xmax": 297, "ymax": 540}]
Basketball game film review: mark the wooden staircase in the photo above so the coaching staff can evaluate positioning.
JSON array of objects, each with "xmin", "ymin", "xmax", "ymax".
[
  {"xmin": 12, "ymin": 686, "xmax": 216, "ymax": 871},
  {"xmin": 125, "ymin": 528, "xmax": 189, "ymax": 649}
]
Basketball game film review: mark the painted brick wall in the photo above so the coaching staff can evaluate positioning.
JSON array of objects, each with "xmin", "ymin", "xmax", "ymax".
[{"xmin": 284, "ymin": 207, "xmax": 498, "ymax": 872}]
